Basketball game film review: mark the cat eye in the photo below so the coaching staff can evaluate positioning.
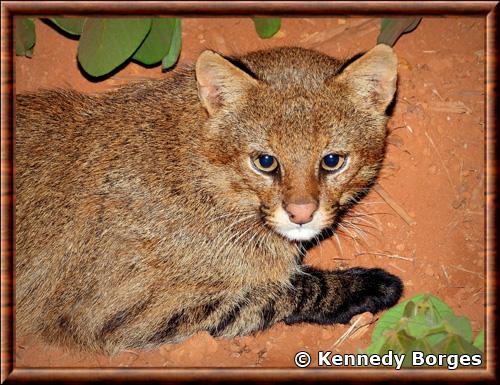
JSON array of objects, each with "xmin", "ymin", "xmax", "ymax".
[
  {"xmin": 321, "ymin": 153, "xmax": 346, "ymax": 172},
  {"xmin": 253, "ymin": 154, "xmax": 279, "ymax": 173}
]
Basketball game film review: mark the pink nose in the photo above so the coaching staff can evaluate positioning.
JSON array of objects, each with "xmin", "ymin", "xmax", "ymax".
[{"xmin": 285, "ymin": 202, "xmax": 318, "ymax": 225}]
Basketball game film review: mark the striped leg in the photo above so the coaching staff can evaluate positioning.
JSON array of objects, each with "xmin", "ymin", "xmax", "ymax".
[
  {"xmin": 98, "ymin": 266, "xmax": 403, "ymax": 350},
  {"xmin": 206, "ymin": 266, "xmax": 403, "ymax": 338}
]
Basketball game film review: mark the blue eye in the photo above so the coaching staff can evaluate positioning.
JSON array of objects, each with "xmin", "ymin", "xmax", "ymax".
[
  {"xmin": 321, "ymin": 153, "xmax": 346, "ymax": 172},
  {"xmin": 253, "ymin": 154, "xmax": 278, "ymax": 173}
]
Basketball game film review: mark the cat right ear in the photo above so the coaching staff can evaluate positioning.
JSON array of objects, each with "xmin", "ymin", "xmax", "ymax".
[
  {"xmin": 195, "ymin": 50, "xmax": 259, "ymax": 116},
  {"xmin": 335, "ymin": 44, "xmax": 398, "ymax": 113}
]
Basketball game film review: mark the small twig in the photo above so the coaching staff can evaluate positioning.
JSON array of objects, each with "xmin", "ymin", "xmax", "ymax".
[
  {"xmin": 373, "ymin": 184, "xmax": 416, "ymax": 226},
  {"xmin": 448, "ymin": 265, "xmax": 484, "ymax": 278},
  {"xmin": 429, "ymin": 101, "xmax": 472, "ymax": 114},
  {"xmin": 441, "ymin": 265, "xmax": 450, "ymax": 285},
  {"xmin": 389, "ymin": 254, "xmax": 414, "ymax": 262},
  {"xmin": 355, "ymin": 251, "xmax": 414, "ymax": 262},
  {"xmin": 432, "ymin": 88, "xmax": 445, "ymax": 101},
  {"xmin": 424, "ymin": 130, "xmax": 456, "ymax": 190},
  {"xmin": 331, "ymin": 313, "xmax": 374, "ymax": 349},
  {"xmin": 388, "ymin": 263, "xmax": 406, "ymax": 273},
  {"xmin": 471, "ymin": 290, "xmax": 484, "ymax": 304}
]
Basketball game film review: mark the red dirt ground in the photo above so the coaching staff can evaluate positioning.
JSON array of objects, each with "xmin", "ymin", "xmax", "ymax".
[{"xmin": 15, "ymin": 17, "xmax": 485, "ymax": 368}]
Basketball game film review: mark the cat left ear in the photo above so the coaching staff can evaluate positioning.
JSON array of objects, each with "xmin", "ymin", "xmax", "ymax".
[
  {"xmin": 335, "ymin": 44, "xmax": 398, "ymax": 113},
  {"xmin": 196, "ymin": 50, "xmax": 259, "ymax": 116}
]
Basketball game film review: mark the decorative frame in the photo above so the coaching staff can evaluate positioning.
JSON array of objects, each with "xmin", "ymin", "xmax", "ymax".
[{"xmin": 1, "ymin": 1, "xmax": 497, "ymax": 383}]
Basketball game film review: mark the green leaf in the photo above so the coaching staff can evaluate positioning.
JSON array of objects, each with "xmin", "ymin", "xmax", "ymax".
[
  {"xmin": 49, "ymin": 17, "xmax": 85, "ymax": 36},
  {"xmin": 133, "ymin": 18, "xmax": 175, "ymax": 66},
  {"xmin": 377, "ymin": 17, "xmax": 422, "ymax": 47},
  {"xmin": 406, "ymin": 314, "xmax": 432, "ymax": 338},
  {"xmin": 473, "ymin": 329, "xmax": 484, "ymax": 352},
  {"xmin": 422, "ymin": 331, "xmax": 448, "ymax": 349},
  {"xmin": 78, "ymin": 18, "xmax": 152, "ymax": 77},
  {"xmin": 367, "ymin": 328, "xmax": 416, "ymax": 358},
  {"xmin": 406, "ymin": 337, "xmax": 437, "ymax": 366},
  {"xmin": 371, "ymin": 294, "xmax": 421, "ymax": 343},
  {"xmin": 366, "ymin": 332, "xmax": 387, "ymax": 355},
  {"xmin": 382, "ymin": 329, "xmax": 416, "ymax": 354},
  {"xmin": 161, "ymin": 18, "xmax": 181, "ymax": 70},
  {"xmin": 403, "ymin": 300, "xmax": 416, "ymax": 317},
  {"xmin": 380, "ymin": 18, "xmax": 392, "ymax": 31},
  {"xmin": 371, "ymin": 294, "xmax": 455, "ymax": 343},
  {"xmin": 252, "ymin": 17, "xmax": 281, "ymax": 39},
  {"xmin": 425, "ymin": 295, "xmax": 455, "ymax": 323},
  {"xmin": 444, "ymin": 316, "xmax": 473, "ymax": 342},
  {"xmin": 371, "ymin": 301, "xmax": 411, "ymax": 343},
  {"xmin": 15, "ymin": 17, "xmax": 36, "ymax": 57},
  {"xmin": 433, "ymin": 333, "xmax": 483, "ymax": 355}
]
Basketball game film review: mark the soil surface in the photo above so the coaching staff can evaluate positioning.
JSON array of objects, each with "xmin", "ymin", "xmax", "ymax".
[{"xmin": 15, "ymin": 17, "xmax": 485, "ymax": 368}]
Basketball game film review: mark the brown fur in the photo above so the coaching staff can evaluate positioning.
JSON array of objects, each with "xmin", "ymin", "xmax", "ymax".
[{"xmin": 16, "ymin": 45, "xmax": 402, "ymax": 353}]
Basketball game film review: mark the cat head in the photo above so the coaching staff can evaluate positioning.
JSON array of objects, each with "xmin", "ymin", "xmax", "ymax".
[{"xmin": 195, "ymin": 46, "xmax": 397, "ymax": 242}]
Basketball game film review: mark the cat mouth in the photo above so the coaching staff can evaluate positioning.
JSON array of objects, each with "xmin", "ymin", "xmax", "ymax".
[{"xmin": 265, "ymin": 206, "xmax": 327, "ymax": 242}]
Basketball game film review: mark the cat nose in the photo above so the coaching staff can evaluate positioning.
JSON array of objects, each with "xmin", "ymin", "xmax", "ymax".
[{"xmin": 285, "ymin": 202, "xmax": 318, "ymax": 225}]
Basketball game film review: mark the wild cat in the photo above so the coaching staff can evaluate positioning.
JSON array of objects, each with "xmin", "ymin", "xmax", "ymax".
[{"xmin": 15, "ymin": 44, "xmax": 402, "ymax": 353}]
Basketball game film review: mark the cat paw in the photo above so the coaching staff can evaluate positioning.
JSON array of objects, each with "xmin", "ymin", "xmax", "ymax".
[
  {"xmin": 283, "ymin": 266, "xmax": 403, "ymax": 326},
  {"xmin": 331, "ymin": 267, "xmax": 404, "ymax": 324}
]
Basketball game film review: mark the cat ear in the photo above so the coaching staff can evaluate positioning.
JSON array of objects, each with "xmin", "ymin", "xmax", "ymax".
[
  {"xmin": 335, "ymin": 44, "xmax": 398, "ymax": 113},
  {"xmin": 195, "ymin": 50, "xmax": 259, "ymax": 116}
]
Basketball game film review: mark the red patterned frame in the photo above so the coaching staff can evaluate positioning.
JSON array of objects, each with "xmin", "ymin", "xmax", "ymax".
[{"xmin": 1, "ymin": 1, "xmax": 497, "ymax": 383}]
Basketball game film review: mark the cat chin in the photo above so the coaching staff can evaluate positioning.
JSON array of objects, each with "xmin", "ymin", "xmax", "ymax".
[{"xmin": 276, "ymin": 227, "xmax": 321, "ymax": 242}]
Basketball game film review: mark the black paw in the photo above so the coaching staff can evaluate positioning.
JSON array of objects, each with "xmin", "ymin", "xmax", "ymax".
[
  {"xmin": 283, "ymin": 266, "xmax": 403, "ymax": 327},
  {"xmin": 331, "ymin": 267, "xmax": 403, "ymax": 324}
]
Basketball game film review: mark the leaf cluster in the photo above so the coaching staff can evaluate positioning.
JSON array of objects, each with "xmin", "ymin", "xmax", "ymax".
[
  {"xmin": 15, "ymin": 16, "xmax": 424, "ymax": 79},
  {"xmin": 15, "ymin": 17, "xmax": 281, "ymax": 78},
  {"xmin": 366, "ymin": 294, "xmax": 484, "ymax": 368}
]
